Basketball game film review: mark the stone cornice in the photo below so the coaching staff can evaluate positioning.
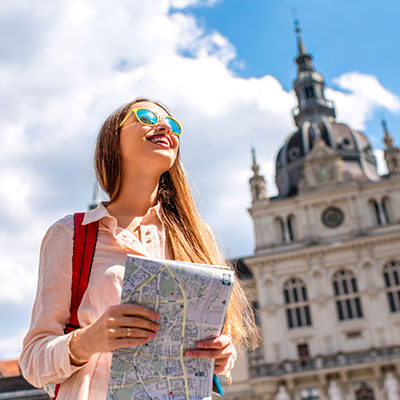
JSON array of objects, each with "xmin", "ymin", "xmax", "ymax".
[
  {"xmin": 248, "ymin": 175, "xmax": 400, "ymax": 214},
  {"xmin": 245, "ymin": 230, "xmax": 400, "ymax": 267}
]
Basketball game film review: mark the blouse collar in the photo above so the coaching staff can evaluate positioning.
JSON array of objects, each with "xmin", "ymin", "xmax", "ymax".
[{"xmin": 82, "ymin": 201, "xmax": 162, "ymax": 226}]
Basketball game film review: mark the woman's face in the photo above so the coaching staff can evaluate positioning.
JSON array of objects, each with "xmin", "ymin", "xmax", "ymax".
[{"xmin": 119, "ymin": 101, "xmax": 180, "ymax": 178}]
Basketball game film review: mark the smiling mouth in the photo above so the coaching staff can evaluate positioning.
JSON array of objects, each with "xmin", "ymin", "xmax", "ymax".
[{"xmin": 147, "ymin": 134, "xmax": 172, "ymax": 148}]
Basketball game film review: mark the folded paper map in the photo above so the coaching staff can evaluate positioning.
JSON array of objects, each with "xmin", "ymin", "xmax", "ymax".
[{"xmin": 107, "ymin": 255, "xmax": 234, "ymax": 400}]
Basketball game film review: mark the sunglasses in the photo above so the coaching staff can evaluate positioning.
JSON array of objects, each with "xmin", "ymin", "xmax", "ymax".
[{"xmin": 119, "ymin": 108, "xmax": 182, "ymax": 137}]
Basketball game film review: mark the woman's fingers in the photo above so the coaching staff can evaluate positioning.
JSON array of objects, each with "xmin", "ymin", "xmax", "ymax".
[
  {"xmin": 185, "ymin": 344, "xmax": 234, "ymax": 359},
  {"xmin": 185, "ymin": 335, "xmax": 237, "ymax": 376},
  {"xmin": 109, "ymin": 327, "xmax": 158, "ymax": 339},
  {"xmin": 118, "ymin": 304, "xmax": 160, "ymax": 320},
  {"xmin": 80, "ymin": 304, "xmax": 161, "ymax": 356},
  {"xmin": 118, "ymin": 316, "xmax": 161, "ymax": 332},
  {"xmin": 214, "ymin": 354, "xmax": 236, "ymax": 375},
  {"xmin": 215, "ymin": 354, "xmax": 235, "ymax": 369},
  {"xmin": 214, "ymin": 363, "xmax": 226, "ymax": 375},
  {"xmin": 186, "ymin": 334, "xmax": 234, "ymax": 358},
  {"xmin": 195, "ymin": 334, "xmax": 231, "ymax": 350},
  {"xmin": 105, "ymin": 305, "xmax": 161, "ymax": 339}
]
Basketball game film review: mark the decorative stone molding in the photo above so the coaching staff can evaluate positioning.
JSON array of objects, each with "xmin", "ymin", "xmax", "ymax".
[{"xmin": 298, "ymin": 138, "xmax": 353, "ymax": 193}]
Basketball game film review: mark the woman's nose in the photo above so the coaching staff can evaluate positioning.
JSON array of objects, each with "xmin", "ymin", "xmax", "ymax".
[{"xmin": 155, "ymin": 117, "xmax": 172, "ymax": 134}]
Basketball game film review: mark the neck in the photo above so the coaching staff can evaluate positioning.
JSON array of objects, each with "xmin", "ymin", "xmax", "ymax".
[{"xmin": 107, "ymin": 170, "xmax": 160, "ymax": 222}]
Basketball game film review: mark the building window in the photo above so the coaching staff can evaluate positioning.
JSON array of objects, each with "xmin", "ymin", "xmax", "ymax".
[
  {"xmin": 275, "ymin": 217, "xmax": 285, "ymax": 242},
  {"xmin": 382, "ymin": 197, "xmax": 391, "ymax": 223},
  {"xmin": 287, "ymin": 215, "xmax": 295, "ymax": 241},
  {"xmin": 297, "ymin": 343, "xmax": 311, "ymax": 366},
  {"xmin": 333, "ymin": 270, "xmax": 363, "ymax": 321},
  {"xmin": 384, "ymin": 261, "xmax": 400, "ymax": 313},
  {"xmin": 275, "ymin": 216, "xmax": 296, "ymax": 244},
  {"xmin": 369, "ymin": 199, "xmax": 382, "ymax": 225},
  {"xmin": 304, "ymin": 85, "xmax": 315, "ymax": 99},
  {"xmin": 300, "ymin": 387, "xmax": 320, "ymax": 400},
  {"xmin": 283, "ymin": 279, "xmax": 312, "ymax": 329},
  {"xmin": 353, "ymin": 381, "xmax": 375, "ymax": 400}
]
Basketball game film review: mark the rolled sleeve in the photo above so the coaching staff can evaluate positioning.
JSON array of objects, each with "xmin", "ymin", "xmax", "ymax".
[{"xmin": 19, "ymin": 216, "xmax": 85, "ymax": 387}]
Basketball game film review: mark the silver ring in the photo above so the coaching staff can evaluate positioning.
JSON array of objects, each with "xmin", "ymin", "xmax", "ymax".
[{"xmin": 126, "ymin": 328, "xmax": 132, "ymax": 338}]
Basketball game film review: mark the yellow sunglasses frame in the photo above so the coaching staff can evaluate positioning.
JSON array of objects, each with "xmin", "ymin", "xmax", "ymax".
[{"xmin": 119, "ymin": 107, "xmax": 183, "ymax": 136}]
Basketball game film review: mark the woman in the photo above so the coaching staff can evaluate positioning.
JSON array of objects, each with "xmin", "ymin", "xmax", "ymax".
[{"xmin": 20, "ymin": 98, "xmax": 259, "ymax": 399}]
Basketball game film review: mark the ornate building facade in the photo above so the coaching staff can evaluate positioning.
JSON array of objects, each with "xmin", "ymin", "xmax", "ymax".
[{"xmin": 219, "ymin": 26, "xmax": 400, "ymax": 400}]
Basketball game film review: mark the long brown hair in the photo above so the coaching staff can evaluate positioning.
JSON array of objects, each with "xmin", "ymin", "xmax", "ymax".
[{"xmin": 95, "ymin": 98, "xmax": 259, "ymax": 351}]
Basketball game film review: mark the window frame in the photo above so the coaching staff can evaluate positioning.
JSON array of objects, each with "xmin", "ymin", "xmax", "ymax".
[
  {"xmin": 384, "ymin": 261, "xmax": 400, "ymax": 313},
  {"xmin": 332, "ymin": 269, "xmax": 363, "ymax": 321},
  {"xmin": 283, "ymin": 278, "xmax": 312, "ymax": 329}
]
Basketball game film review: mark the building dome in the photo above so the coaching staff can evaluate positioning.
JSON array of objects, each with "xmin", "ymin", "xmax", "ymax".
[
  {"xmin": 275, "ymin": 121, "xmax": 379, "ymax": 197},
  {"xmin": 274, "ymin": 26, "xmax": 379, "ymax": 198}
]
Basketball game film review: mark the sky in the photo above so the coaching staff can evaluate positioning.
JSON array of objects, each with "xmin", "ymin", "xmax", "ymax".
[{"xmin": 0, "ymin": 0, "xmax": 399, "ymax": 360}]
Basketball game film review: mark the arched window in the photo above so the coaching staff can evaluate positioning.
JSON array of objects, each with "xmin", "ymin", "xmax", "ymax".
[
  {"xmin": 354, "ymin": 381, "xmax": 374, "ymax": 400},
  {"xmin": 283, "ymin": 279, "xmax": 312, "ymax": 329},
  {"xmin": 382, "ymin": 197, "xmax": 391, "ymax": 224},
  {"xmin": 384, "ymin": 261, "xmax": 400, "ymax": 313},
  {"xmin": 333, "ymin": 270, "xmax": 363, "ymax": 321},
  {"xmin": 369, "ymin": 199, "xmax": 382, "ymax": 225},
  {"xmin": 275, "ymin": 217, "xmax": 285, "ymax": 243},
  {"xmin": 287, "ymin": 215, "xmax": 295, "ymax": 241},
  {"xmin": 304, "ymin": 85, "xmax": 315, "ymax": 99}
]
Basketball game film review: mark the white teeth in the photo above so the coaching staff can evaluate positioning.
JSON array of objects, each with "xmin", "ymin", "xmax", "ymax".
[{"xmin": 149, "ymin": 137, "xmax": 170, "ymax": 146}]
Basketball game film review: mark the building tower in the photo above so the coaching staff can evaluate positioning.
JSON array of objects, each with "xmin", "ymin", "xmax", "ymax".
[
  {"xmin": 383, "ymin": 119, "xmax": 400, "ymax": 175},
  {"xmin": 221, "ymin": 24, "xmax": 400, "ymax": 400},
  {"xmin": 249, "ymin": 148, "xmax": 268, "ymax": 204}
]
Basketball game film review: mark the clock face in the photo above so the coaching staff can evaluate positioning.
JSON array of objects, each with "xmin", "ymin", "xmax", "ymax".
[
  {"xmin": 314, "ymin": 165, "xmax": 333, "ymax": 183},
  {"xmin": 322, "ymin": 207, "xmax": 344, "ymax": 228}
]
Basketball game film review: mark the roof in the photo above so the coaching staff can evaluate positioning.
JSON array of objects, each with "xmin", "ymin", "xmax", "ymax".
[{"xmin": 0, "ymin": 360, "xmax": 20, "ymax": 378}]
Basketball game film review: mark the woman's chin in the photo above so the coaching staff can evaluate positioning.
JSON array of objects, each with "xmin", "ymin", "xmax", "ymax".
[{"xmin": 148, "ymin": 157, "xmax": 176, "ymax": 177}]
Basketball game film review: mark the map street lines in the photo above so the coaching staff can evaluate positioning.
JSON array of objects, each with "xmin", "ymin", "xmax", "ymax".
[{"xmin": 107, "ymin": 255, "xmax": 233, "ymax": 400}]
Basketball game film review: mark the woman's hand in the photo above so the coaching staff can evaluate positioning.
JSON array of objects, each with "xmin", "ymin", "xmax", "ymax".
[
  {"xmin": 70, "ymin": 304, "xmax": 160, "ymax": 363},
  {"xmin": 185, "ymin": 334, "xmax": 237, "ymax": 375}
]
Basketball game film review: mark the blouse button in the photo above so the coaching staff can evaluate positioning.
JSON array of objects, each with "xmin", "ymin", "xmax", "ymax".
[
  {"xmin": 145, "ymin": 230, "xmax": 151, "ymax": 235},
  {"xmin": 146, "ymin": 239, "xmax": 152, "ymax": 244}
]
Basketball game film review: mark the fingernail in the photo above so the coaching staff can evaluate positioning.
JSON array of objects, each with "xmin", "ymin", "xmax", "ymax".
[
  {"xmin": 196, "ymin": 343, "xmax": 204, "ymax": 348},
  {"xmin": 185, "ymin": 351, "xmax": 193, "ymax": 357}
]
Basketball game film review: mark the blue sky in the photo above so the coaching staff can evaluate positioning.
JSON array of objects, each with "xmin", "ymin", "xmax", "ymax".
[
  {"xmin": 0, "ymin": 0, "xmax": 399, "ymax": 360},
  {"xmin": 182, "ymin": 0, "xmax": 400, "ymax": 149}
]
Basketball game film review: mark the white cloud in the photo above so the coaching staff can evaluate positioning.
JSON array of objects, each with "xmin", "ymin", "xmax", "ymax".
[
  {"xmin": 327, "ymin": 72, "xmax": 400, "ymax": 130},
  {"xmin": 0, "ymin": 1, "xmax": 398, "ymax": 359},
  {"xmin": 170, "ymin": 0, "xmax": 220, "ymax": 9}
]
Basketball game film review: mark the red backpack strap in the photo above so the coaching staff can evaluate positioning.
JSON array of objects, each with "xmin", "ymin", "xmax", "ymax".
[
  {"xmin": 64, "ymin": 213, "xmax": 99, "ymax": 333},
  {"xmin": 53, "ymin": 213, "xmax": 99, "ymax": 398}
]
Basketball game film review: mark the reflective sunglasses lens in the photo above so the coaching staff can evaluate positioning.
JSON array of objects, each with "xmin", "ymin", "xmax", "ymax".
[
  {"xmin": 166, "ymin": 117, "xmax": 181, "ymax": 136},
  {"xmin": 136, "ymin": 109, "xmax": 158, "ymax": 125}
]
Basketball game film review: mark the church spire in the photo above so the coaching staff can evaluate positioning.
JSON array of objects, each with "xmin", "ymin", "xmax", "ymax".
[
  {"xmin": 292, "ymin": 21, "xmax": 336, "ymax": 127},
  {"xmin": 382, "ymin": 119, "xmax": 395, "ymax": 149},
  {"xmin": 249, "ymin": 148, "xmax": 268, "ymax": 204},
  {"xmin": 294, "ymin": 19, "xmax": 314, "ymax": 73},
  {"xmin": 296, "ymin": 24, "xmax": 307, "ymax": 56},
  {"xmin": 382, "ymin": 119, "xmax": 400, "ymax": 175},
  {"xmin": 251, "ymin": 147, "xmax": 260, "ymax": 175}
]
